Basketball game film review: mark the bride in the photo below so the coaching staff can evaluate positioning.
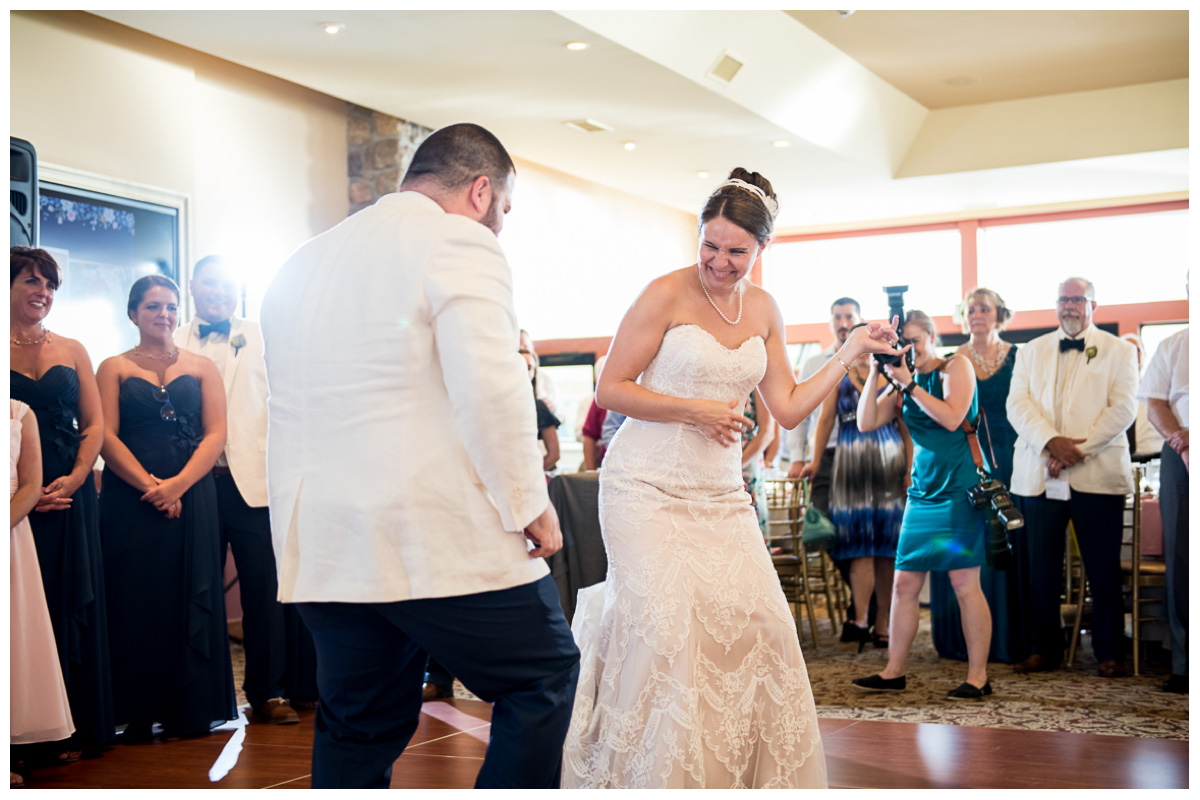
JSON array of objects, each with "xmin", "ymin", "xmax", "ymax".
[{"xmin": 561, "ymin": 169, "xmax": 903, "ymax": 788}]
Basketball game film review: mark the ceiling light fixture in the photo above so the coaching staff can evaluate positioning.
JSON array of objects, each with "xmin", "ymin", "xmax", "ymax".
[
  {"xmin": 564, "ymin": 119, "xmax": 613, "ymax": 133},
  {"xmin": 322, "ymin": 22, "xmax": 345, "ymax": 35},
  {"xmin": 565, "ymin": 41, "xmax": 588, "ymax": 51},
  {"xmin": 773, "ymin": 140, "xmax": 790, "ymax": 148},
  {"xmin": 623, "ymin": 141, "xmax": 636, "ymax": 151},
  {"xmin": 697, "ymin": 171, "xmax": 709, "ymax": 179}
]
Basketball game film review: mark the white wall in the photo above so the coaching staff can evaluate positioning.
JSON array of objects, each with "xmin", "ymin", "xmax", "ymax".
[{"xmin": 11, "ymin": 11, "xmax": 349, "ymax": 318}]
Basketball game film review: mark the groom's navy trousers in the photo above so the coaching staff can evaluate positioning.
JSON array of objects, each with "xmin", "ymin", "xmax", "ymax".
[{"xmin": 296, "ymin": 574, "xmax": 579, "ymax": 789}]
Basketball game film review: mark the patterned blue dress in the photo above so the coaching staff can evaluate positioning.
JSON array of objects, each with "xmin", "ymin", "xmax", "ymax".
[{"xmin": 828, "ymin": 375, "xmax": 906, "ymax": 561}]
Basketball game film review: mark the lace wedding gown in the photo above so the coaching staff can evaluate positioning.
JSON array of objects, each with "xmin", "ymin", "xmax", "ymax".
[{"xmin": 562, "ymin": 324, "xmax": 827, "ymax": 789}]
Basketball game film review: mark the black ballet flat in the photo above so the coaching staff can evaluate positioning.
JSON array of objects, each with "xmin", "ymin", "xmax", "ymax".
[
  {"xmin": 851, "ymin": 673, "xmax": 907, "ymax": 692},
  {"xmin": 946, "ymin": 680, "xmax": 993, "ymax": 700}
]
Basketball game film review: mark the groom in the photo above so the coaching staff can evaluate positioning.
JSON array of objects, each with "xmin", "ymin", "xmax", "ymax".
[{"xmin": 261, "ymin": 123, "xmax": 580, "ymax": 788}]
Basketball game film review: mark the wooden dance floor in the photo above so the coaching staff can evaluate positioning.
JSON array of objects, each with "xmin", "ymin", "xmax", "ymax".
[{"xmin": 24, "ymin": 699, "xmax": 1188, "ymax": 789}]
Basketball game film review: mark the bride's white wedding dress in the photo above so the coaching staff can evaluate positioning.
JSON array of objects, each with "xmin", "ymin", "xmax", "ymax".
[{"xmin": 562, "ymin": 324, "xmax": 827, "ymax": 789}]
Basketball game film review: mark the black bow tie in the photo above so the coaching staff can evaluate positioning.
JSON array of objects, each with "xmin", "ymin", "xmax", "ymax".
[
  {"xmin": 198, "ymin": 319, "xmax": 231, "ymax": 339},
  {"xmin": 1059, "ymin": 338, "xmax": 1085, "ymax": 353}
]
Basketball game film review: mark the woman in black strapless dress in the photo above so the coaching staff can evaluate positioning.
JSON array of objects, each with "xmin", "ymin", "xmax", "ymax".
[
  {"xmin": 96, "ymin": 275, "xmax": 235, "ymax": 740},
  {"xmin": 10, "ymin": 247, "xmax": 114, "ymax": 757}
]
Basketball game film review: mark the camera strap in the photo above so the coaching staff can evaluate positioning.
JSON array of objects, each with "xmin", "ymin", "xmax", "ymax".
[{"xmin": 960, "ymin": 415, "xmax": 991, "ymax": 481}]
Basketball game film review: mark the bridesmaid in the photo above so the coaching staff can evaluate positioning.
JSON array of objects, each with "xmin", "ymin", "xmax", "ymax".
[
  {"xmin": 96, "ymin": 275, "xmax": 235, "ymax": 739},
  {"xmin": 929, "ymin": 288, "xmax": 1021, "ymax": 664},
  {"xmin": 11, "ymin": 399, "xmax": 74, "ymax": 787},
  {"xmin": 9, "ymin": 247, "xmax": 113, "ymax": 757}
]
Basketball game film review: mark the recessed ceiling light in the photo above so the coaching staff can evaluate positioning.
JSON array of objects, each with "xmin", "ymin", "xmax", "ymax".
[
  {"xmin": 623, "ymin": 141, "xmax": 636, "ymax": 151},
  {"xmin": 773, "ymin": 140, "xmax": 790, "ymax": 148},
  {"xmin": 321, "ymin": 22, "xmax": 345, "ymax": 35},
  {"xmin": 697, "ymin": 171, "xmax": 709, "ymax": 179},
  {"xmin": 566, "ymin": 41, "xmax": 588, "ymax": 51}
]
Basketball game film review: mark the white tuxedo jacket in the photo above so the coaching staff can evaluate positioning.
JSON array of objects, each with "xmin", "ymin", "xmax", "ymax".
[
  {"xmin": 260, "ymin": 191, "xmax": 550, "ymax": 603},
  {"xmin": 1006, "ymin": 325, "xmax": 1137, "ymax": 497},
  {"xmin": 175, "ymin": 315, "xmax": 268, "ymax": 507}
]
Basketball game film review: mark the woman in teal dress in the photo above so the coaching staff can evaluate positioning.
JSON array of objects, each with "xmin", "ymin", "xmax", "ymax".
[
  {"xmin": 850, "ymin": 310, "xmax": 994, "ymax": 700},
  {"xmin": 930, "ymin": 288, "xmax": 1022, "ymax": 664}
]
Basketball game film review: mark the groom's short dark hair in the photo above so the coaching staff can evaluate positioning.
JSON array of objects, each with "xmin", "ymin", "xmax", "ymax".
[{"xmin": 402, "ymin": 123, "xmax": 515, "ymax": 193}]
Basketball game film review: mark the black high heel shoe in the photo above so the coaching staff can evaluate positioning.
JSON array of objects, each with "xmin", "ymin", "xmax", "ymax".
[
  {"xmin": 846, "ymin": 623, "xmax": 872, "ymax": 653},
  {"xmin": 872, "ymin": 632, "xmax": 890, "ymax": 649}
]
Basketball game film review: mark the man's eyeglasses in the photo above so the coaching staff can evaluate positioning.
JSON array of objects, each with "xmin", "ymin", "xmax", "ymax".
[
  {"xmin": 1056, "ymin": 295, "xmax": 1092, "ymax": 306},
  {"xmin": 152, "ymin": 385, "xmax": 177, "ymax": 422}
]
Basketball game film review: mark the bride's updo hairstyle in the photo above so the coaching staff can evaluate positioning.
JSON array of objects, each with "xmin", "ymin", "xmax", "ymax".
[{"xmin": 698, "ymin": 168, "xmax": 779, "ymax": 246}]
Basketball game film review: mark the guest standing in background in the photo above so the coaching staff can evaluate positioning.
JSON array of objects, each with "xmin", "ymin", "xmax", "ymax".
[
  {"xmin": 1120, "ymin": 333, "xmax": 1166, "ymax": 458},
  {"xmin": 9, "ymin": 247, "xmax": 113, "ymax": 759},
  {"xmin": 97, "ymin": 275, "xmax": 236, "ymax": 740},
  {"xmin": 1138, "ymin": 323, "xmax": 1188, "ymax": 693},
  {"xmin": 1006, "ymin": 277, "xmax": 1137, "ymax": 677},
  {"xmin": 521, "ymin": 329, "xmax": 560, "ymax": 416},
  {"xmin": 810, "ymin": 337, "xmax": 909, "ymax": 650},
  {"xmin": 11, "ymin": 399, "xmax": 74, "ymax": 788},
  {"xmin": 931, "ymin": 288, "xmax": 1021, "ymax": 664},
  {"xmin": 852, "ymin": 310, "xmax": 994, "ymax": 700},
  {"xmin": 175, "ymin": 255, "xmax": 316, "ymax": 724},
  {"xmin": 523, "ymin": 348, "xmax": 562, "ymax": 474},
  {"xmin": 580, "ymin": 357, "xmax": 608, "ymax": 470}
]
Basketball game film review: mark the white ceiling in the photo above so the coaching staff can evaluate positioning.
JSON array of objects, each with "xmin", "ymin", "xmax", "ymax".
[{"xmin": 91, "ymin": 9, "xmax": 1189, "ymax": 229}]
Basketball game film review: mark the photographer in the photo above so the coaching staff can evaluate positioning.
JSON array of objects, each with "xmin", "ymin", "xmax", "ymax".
[{"xmin": 850, "ymin": 310, "xmax": 994, "ymax": 701}]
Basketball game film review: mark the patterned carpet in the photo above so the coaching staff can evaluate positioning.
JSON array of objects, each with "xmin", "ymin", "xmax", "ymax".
[
  {"xmin": 799, "ymin": 610, "xmax": 1189, "ymax": 740},
  {"xmin": 228, "ymin": 608, "xmax": 1189, "ymax": 741}
]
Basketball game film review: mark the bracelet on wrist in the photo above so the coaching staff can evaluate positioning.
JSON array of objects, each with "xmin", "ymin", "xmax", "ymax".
[{"xmin": 836, "ymin": 356, "xmax": 851, "ymax": 374}]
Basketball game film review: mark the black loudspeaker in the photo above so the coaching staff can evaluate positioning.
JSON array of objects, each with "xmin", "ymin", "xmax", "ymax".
[{"xmin": 11, "ymin": 137, "xmax": 37, "ymax": 248}]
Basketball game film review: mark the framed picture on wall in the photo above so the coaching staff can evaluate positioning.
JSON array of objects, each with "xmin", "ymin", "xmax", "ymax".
[{"xmin": 35, "ymin": 164, "xmax": 188, "ymax": 363}]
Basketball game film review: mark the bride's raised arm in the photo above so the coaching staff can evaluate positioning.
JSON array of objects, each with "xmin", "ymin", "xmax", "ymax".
[
  {"xmin": 595, "ymin": 272, "xmax": 752, "ymax": 448},
  {"xmin": 757, "ymin": 295, "xmax": 902, "ymax": 429}
]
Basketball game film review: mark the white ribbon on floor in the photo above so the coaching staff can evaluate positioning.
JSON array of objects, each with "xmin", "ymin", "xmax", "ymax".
[{"xmin": 208, "ymin": 705, "xmax": 250, "ymax": 782}]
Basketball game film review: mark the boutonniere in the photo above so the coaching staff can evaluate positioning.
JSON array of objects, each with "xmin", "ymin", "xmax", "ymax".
[
  {"xmin": 1085, "ymin": 345, "xmax": 1098, "ymax": 364},
  {"xmin": 230, "ymin": 333, "xmax": 247, "ymax": 357}
]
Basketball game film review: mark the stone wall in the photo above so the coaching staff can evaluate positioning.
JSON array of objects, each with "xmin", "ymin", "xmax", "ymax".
[{"xmin": 346, "ymin": 103, "xmax": 431, "ymax": 216}]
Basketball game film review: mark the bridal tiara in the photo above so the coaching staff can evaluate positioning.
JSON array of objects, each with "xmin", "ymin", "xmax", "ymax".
[{"xmin": 716, "ymin": 178, "xmax": 779, "ymax": 220}]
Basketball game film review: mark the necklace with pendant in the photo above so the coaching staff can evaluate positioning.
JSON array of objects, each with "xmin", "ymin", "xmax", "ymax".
[{"xmin": 698, "ymin": 265, "xmax": 743, "ymax": 325}]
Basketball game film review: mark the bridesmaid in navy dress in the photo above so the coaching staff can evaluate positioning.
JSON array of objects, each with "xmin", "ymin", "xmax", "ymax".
[
  {"xmin": 9, "ymin": 248, "xmax": 114, "ymax": 757},
  {"xmin": 930, "ymin": 289, "xmax": 1022, "ymax": 664},
  {"xmin": 96, "ymin": 275, "xmax": 235, "ymax": 740}
]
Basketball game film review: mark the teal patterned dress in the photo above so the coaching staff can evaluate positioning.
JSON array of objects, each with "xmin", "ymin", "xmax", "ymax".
[{"xmin": 895, "ymin": 364, "xmax": 988, "ymax": 572}]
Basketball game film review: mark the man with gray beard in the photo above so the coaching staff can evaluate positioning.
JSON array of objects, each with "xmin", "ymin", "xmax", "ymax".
[{"xmin": 1006, "ymin": 277, "xmax": 1137, "ymax": 677}]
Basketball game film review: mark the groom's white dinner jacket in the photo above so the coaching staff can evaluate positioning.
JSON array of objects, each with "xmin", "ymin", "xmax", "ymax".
[
  {"xmin": 175, "ymin": 315, "xmax": 268, "ymax": 507},
  {"xmin": 1006, "ymin": 324, "xmax": 1138, "ymax": 498},
  {"xmin": 260, "ymin": 191, "xmax": 550, "ymax": 604}
]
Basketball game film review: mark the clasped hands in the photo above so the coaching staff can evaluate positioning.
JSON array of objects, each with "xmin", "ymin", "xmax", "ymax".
[
  {"xmin": 142, "ymin": 474, "xmax": 183, "ymax": 519},
  {"xmin": 1045, "ymin": 436, "xmax": 1087, "ymax": 479},
  {"xmin": 35, "ymin": 471, "xmax": 85, "ymax": 513}
]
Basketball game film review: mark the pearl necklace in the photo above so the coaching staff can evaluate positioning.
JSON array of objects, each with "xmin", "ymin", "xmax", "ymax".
[
  {"xmin": 967, "ymin": 340, "xmax": 1009, "ymax": 373},
  {"xmin": 10, "ymin": 324, "xmax": 51, "ymax": 346},
  {"xmin": 697, "ymin": 265, "xmax": 743, "ymax": 325},
  {"xmin": 133, "ymin": 346, "xmax": 179, "ymax": 361}
]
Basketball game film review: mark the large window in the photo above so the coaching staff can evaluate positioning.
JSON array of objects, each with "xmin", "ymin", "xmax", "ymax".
[
  {"xmin": 977, "ymin": 209, "xmax": 1188, "ymax": 311},
  {"xmin": 766, "ymin": 228, "xmax": 963, "ymax": 324}
]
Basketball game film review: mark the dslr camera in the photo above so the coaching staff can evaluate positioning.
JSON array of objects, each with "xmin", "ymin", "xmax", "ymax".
[
  {"xmin": 873, "ymin": 284, "xmax": 915, "ymax": 371},
  {"xmin": 966, "ymin": 479, "xmax": 1025, "ymax": 532}
]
